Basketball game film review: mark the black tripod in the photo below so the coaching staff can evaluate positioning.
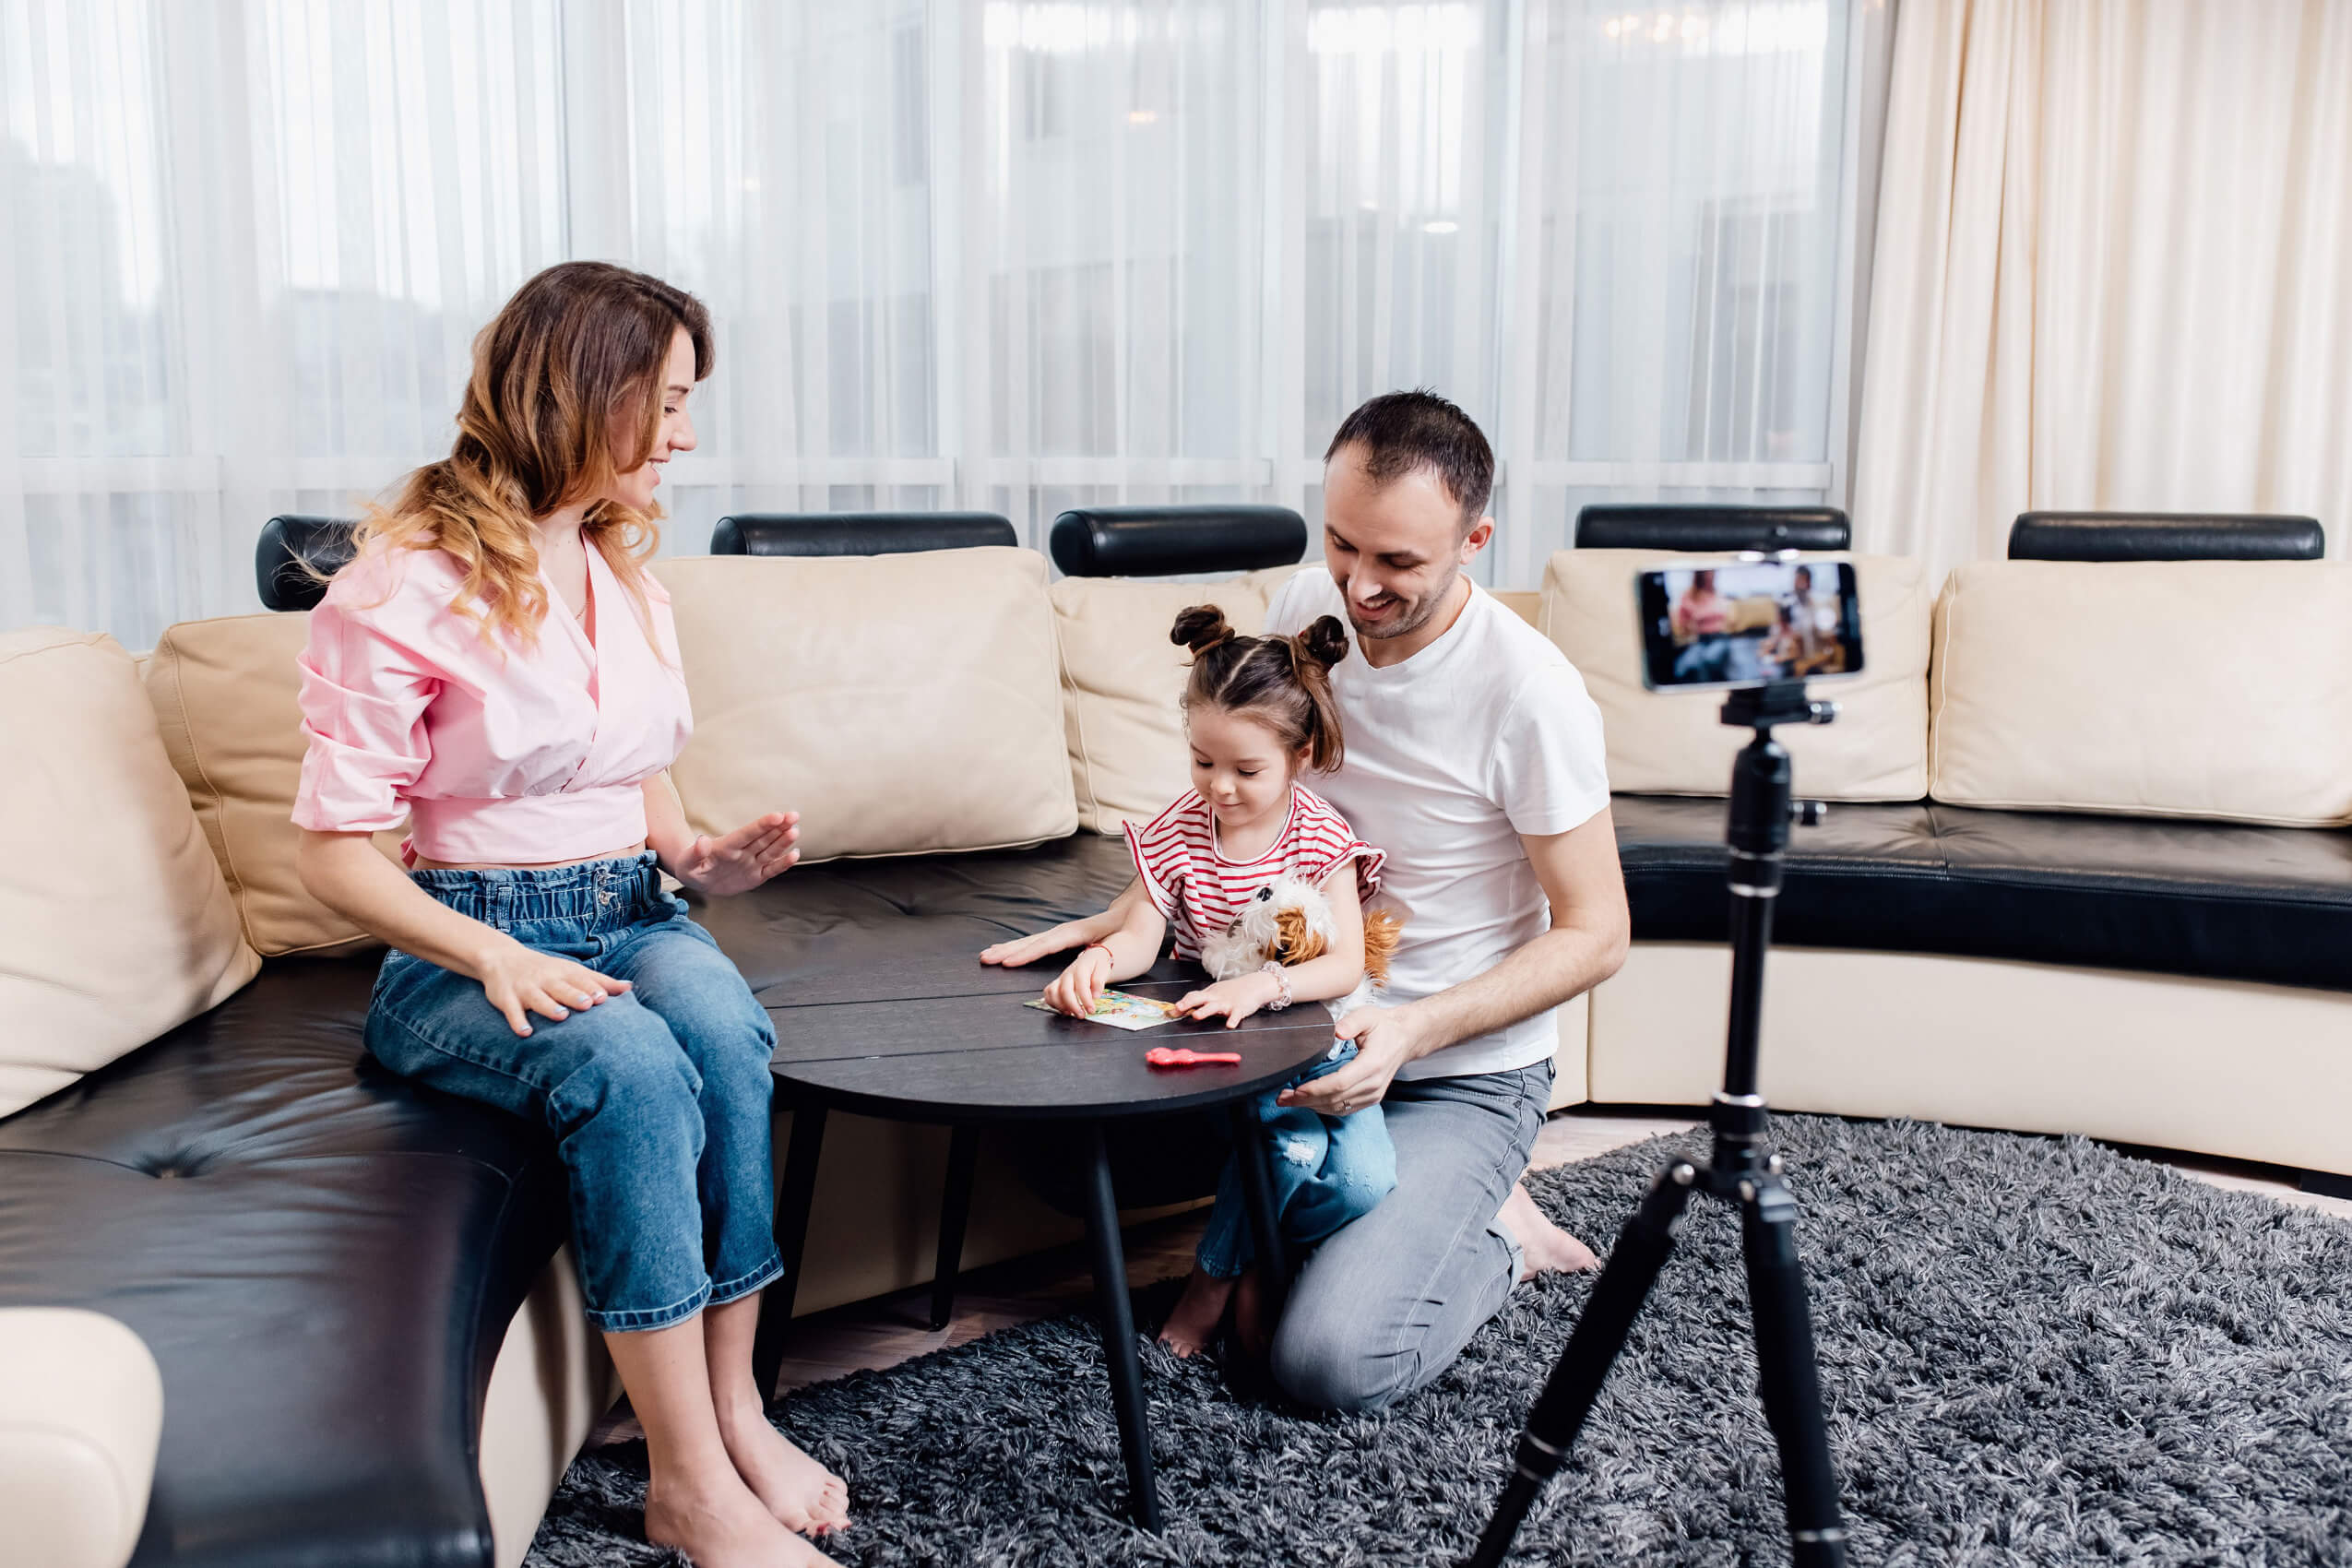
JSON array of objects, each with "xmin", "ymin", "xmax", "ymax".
[{"xmin": 1466, "ymin": 679, "xmax": 1850, "ymax": 1568}]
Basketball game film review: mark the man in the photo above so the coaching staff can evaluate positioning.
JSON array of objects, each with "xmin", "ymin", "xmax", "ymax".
[{"xmin": 1256, "ymin": 388, "xmax": 1628, "ymax": 1411}]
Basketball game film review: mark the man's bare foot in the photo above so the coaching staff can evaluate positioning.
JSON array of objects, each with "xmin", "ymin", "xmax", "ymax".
[
  {"xmin": 1498, "ymin": 1180, "xmax": 1599, "ymax": 1282},
  {"xmin": 1231, "ymin": 1265, "xmax": 1275, "ymax": 1366},
  {"xmin": 718, "ymin": 1408, "xmax": 850, "ymax": 1537},
  {"xmin": 646, "ymin": 1468, "xmax": 842, "ymax": 1567},
  {"xmin": 1158, "ymin": 1267, "xmax": 1236, "ymax": 1358}
]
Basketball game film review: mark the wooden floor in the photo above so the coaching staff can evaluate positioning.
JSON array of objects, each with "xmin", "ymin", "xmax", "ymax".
[{"xmin": 586, "ymin": 1108, "xmax": 2350, "ymax": 1445}]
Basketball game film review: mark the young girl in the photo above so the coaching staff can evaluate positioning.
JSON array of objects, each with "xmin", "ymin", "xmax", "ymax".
[
  {"xmin": 1005, "ymin": 606, "xmax": 1398, "ymax": 1357},
  {"xmin": 292, "ymin": 263, "xmax": 846, "ymax": 1568}
]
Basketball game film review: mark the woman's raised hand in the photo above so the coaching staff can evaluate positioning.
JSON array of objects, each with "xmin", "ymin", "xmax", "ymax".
[
  {"xmin": 671, "ymin": 811, "xmax": 802, "ymax": 897},
  {"xmin": 475, "ymin": 938, "xmax": 632, "ymax": 1037}
]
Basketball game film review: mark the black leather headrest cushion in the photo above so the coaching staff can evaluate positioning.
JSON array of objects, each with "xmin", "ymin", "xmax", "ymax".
[
  {"xmin": 1574, "ymin": 505, "xmax": 1851, "ymax": 552},
  {"xmin": 256, "ymin": 516, "xmax": 359, "ymax": 612},
  {"xmin": 1049, "ymin": 505, "xmax": 1307, "ymax": 577},
  {"xmin": 711, "ymin": 513, "xmax": 1016, "ymax": 557},
  {"xmin": 2007, "ymin": 512, "xmax": 2324, "ymax": 562}
]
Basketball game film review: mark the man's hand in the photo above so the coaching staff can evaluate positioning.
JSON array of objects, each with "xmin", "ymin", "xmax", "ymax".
[
  {"xmin": 669, "ymin": 811, "xmax": 801, "ymax": 897},
  {"xmin": 1277, "ymin": 1004, "xmax": 1428, "ymax": 1116}
]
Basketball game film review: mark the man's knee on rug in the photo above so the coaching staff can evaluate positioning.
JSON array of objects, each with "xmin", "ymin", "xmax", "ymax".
[{"xmin": 1267, "ymin": 1314, "xmax": 1420, "ymax": 1413}]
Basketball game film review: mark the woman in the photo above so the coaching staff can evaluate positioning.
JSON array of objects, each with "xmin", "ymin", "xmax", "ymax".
[
  {"xmin": 293, "ymin": 262, "xmax": 844, "ymax": 1568},
  {"xmin": 1671, "ymin": 568, "xmax": 1735, "ymax": 683}
]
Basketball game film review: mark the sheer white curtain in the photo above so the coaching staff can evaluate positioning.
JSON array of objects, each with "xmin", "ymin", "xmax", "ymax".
[
  {"xmin": 1854, "ymin": 0, "xmax": 2352, "ymax": 577},
  {"xmin": 3, "ymin": 0, "xmax": 1873, "ymax": 647}
]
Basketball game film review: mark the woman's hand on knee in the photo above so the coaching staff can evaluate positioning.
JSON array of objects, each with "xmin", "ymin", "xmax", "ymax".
[{"xmin": 476, "ymin": 938, "xmax": 632, "ymax": 1036}]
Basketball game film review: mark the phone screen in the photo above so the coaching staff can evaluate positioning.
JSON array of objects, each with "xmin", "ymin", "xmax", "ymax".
[{"xmin": 1636, "ymin": 560, "xmax": 1864, "ymax": 692}]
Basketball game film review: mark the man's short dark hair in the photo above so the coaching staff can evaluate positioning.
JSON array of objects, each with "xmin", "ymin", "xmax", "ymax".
[{"xmin": 1324, "ymin": 389, "xmax": 1494, "ymax": 528}]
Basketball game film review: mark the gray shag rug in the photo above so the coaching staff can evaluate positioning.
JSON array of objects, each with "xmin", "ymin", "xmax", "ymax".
[{"xmin": 526, "ymin": 1117, "xmax": 2352, "ymax": 1565}]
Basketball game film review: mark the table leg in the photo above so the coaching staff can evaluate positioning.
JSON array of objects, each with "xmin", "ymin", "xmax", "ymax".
[
  {"xmin": 1229, "ymin": 1100, "xmax": 1291, "ymax": 1324},
  {"xmin": 1078, "ymin": 1120, "xmax": 1162, "ymax": 1532},
  {"xmin": 753, "ymin": 1100, "xmax": 828, "ymax": 1405},
  {"xmin": 929, "ymin": 1123, "xmax": 981, "ymax": 1332}
]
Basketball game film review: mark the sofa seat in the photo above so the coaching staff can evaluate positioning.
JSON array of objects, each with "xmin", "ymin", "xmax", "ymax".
[
  {"xmin": 0, "ymin": 956, "xmax": 571, "ymax": 1568},
  {"xmin": 0, "ymin": 833, "xmax": 1161, "ymax": 1567},
  {"xmin": 1614, "ymin": 795, "xmax": 2352, "ymax": 992}
]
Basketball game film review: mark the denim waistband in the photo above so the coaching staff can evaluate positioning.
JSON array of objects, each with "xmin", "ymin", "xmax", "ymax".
[{"xmin": 409, "ymin": 852, "xmax": 666, "ymax": 932}]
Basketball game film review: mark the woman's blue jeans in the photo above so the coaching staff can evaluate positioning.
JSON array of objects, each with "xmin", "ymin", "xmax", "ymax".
[
  {"xmin": 1195, "ymin": 1039, "xmax": 1398, "ymax": 1279},
  {"xmin": 363, "ymin": 854, "xmax": 783, "ymax": 1334}
]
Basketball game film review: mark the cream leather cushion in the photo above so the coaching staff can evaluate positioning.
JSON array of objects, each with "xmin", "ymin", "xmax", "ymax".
[
  {"xmin": 1052, "ymin": 565, "xmax": 1303, "ymax": 833},
  {"xmin": 1930, "ymin": 561, "xmax": 2352, "ymax": 826},
  {"xmin": 657, "ymin": 549, "xmax": 1076, "ymax": 860},
  {"xmin": 0, "ymin": 1308, "xmax": 163, "ymax": 1567},
  {"xmin": 0, "ymin": 629, "xmax": 259, "ymax": 1118},
  {"xmin": 1538, "ymin": 550, "xmax": 1931, "ymax": 800},
  {"xmin": 0, "ymin": 1307, "xmax": 163, "ymax": 1568},
  {"xmin": 144, "ymin": 612, "xmax": 406, "ymax": 956}
]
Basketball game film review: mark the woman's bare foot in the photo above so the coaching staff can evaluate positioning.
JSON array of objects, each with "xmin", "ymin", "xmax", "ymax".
[
  {"xmin": 646, "ymin": 1469, "xmax": 842, "ymax": 1567},
  {"xmin": 1498, "ymin": 1180, "xmax": 1599, "ymax": 1282},
  {"xmin": 718, "ymin": 1408, "xmax": 850, "ymax": 1537},
  {"xmin": 1158, "ymin": 1267, "xmax": 1237, "ymax": 1358}
]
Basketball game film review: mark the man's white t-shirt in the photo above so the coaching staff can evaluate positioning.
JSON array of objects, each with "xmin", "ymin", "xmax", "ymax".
[{"xmin": 1265, "ymin": 566, "xmax": 1612, "ymax": 1080}]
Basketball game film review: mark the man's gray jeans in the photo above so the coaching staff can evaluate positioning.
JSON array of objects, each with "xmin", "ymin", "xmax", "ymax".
[{"xmin": 1268, "ymin": 1059, "xmax": 1554, "ymax": 1411}]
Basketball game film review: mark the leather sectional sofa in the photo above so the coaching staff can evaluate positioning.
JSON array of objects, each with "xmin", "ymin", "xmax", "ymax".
[{"xmin": 3, "ymin": 505, "xmax": 2346, "ymax": 1568}]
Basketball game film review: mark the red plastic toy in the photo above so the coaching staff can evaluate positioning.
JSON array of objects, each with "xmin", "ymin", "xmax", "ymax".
[{"xmin": 1145, "ymin": 1046, "xmax": 1242, "ymax": 1068}]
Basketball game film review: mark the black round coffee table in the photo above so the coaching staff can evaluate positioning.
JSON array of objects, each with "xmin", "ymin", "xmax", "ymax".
[{"xmin": 749, "ymin": 955, "xmax": 1338, "ymax": 1531}]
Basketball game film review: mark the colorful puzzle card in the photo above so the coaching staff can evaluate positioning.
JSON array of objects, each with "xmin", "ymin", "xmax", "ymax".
[{"xmin": 1025, "ymin": 988, "xmax": 1182, "ymax": 1031}]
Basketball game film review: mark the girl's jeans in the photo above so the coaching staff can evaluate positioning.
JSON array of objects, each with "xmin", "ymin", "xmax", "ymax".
[
  {"xmin": 1195, "ymin": 1039, "xmax": 1398, "ymax": 1279},
  {"xmin": 363, "ymin": 854, "xmax": 783, "ymax": 1333}
]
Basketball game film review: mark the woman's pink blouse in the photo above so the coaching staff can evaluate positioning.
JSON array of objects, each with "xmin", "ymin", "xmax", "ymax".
[{"xmin": 291, "ymin": 540, "xmax": 693, "ymax": 864}]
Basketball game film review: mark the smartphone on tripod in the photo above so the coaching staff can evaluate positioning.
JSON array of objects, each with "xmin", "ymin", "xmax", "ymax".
[
  {"xmin": 1638, "ymin": 558, "xmax": 1865, "ymax": 692},
  {"xmin": 1465, "ymin": 552, "xmax": 1857, "ymax": 1568}
]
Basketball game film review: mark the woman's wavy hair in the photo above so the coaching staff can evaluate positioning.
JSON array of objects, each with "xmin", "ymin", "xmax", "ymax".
[
  {"xmin": 348, "ymin": 261, "xmax": 713, "ymax": 645},
  {"xmin": 1170, "ymin": 605, "xmax": 1351, "ymax": 773}
]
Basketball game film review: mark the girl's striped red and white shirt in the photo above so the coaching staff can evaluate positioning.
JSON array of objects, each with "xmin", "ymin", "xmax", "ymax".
[{"xmin": 1122, "ymin": 784, "xmax": 1386, "ymax": 959}]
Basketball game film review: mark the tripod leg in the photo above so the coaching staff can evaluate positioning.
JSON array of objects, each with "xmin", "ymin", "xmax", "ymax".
[
  {"xmin": 1740, "ymin": 1176, "xmax": 1849, "ymax": 1568},
  {"xmin": 1464, "ymin": 1163, "xmax": 1695, "ymax": 1568}
]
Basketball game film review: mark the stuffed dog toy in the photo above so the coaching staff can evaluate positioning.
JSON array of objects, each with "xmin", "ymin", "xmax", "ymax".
[{"xmin": 1199, "ymin": 877, "xmax": 1403, "ymax": 1021}]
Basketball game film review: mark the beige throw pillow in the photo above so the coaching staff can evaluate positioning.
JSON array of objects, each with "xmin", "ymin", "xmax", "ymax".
[
  {"xmin": 144, "ymin": 612, "xmax": 407, "ymax": 957},
  {"xmin": 0, "ymin": 629, "xmax": 260, "ymax": 1116},
  {"xmin": 656, "ymin": 549, "xmax": 1077, "ymax": 860},
  {"xmin": 1930, "ymin": 561, "xmax": 2352, "ymax": 826},
  {"xmin": 1052, "ymin": 565, "xmax": 1303, "ymax": 833},
  {"xmin": 1538, "ymin": 550, "xmax": 1931, "ymax": 801}
]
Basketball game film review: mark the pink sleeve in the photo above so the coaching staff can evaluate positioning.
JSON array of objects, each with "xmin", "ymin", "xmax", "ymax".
[{"xmin": 291, "ymin": 566, "xmax": 440, "ymax": 834}]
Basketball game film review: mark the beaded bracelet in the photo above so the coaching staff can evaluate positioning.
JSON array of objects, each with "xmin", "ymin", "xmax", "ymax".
[{"xmin": 1258, "ymin": 959, "xmax": 1293, "ymax": 1011}]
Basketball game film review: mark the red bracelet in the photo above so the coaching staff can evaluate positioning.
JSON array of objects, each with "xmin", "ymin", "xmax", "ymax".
[{"xmin": 1082, "ymin": 942, "xmax": 1113, "ymax": 963}]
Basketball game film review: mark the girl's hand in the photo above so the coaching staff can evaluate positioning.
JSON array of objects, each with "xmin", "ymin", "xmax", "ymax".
[
  {"xmin": 671, "ymin": 812, "xmax": 801, "ymax": 897},
  {"xmin": 1045, "ymin": 945, "xmax": 1115, "ymax": 1017},
  {"xmin": 981, "ymin": 924, "xmax": 1084, "ymax": 968},
  {"xmin": 475, "ymin": 937, "xmax": 632, "ymax": 1037},
  {"xmin": 1174, "ymin": 972, "xmax": 1281, "ymax": 1029}
]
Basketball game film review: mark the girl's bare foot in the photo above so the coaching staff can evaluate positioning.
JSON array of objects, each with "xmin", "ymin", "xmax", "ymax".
[
  {"xmin": 1158, "ymin": 1267, "xmax": 1237, "ymax": 1357},
  {"xmin": 646, "ymin": 1468, "xmax": 843, "ymax": 1567},
  {"xmin": 718, "ymin": 1409, "xmax": 851, "ymax": 1537},
  {"xmin": 1498, "ymin": 1180, "xmax": 1599, "ymax": 1281}
]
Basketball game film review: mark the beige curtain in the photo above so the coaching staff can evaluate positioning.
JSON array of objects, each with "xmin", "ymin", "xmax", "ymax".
[{"xmin": 1852, "ymin": 0, "xmax": 2352, "ymax": 576}]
